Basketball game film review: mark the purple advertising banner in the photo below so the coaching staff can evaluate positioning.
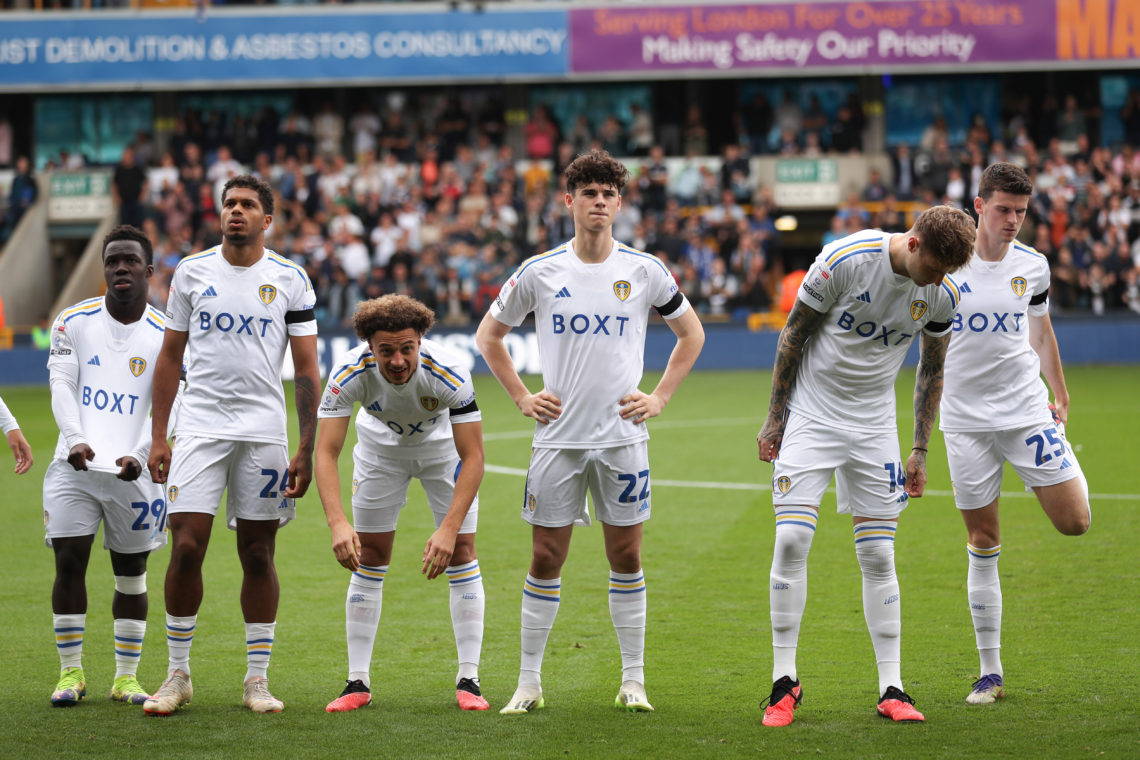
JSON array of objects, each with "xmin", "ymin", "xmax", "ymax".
[{"xmin": 569, "ymin": 1, "xmax": 1135, "ymax": 73}]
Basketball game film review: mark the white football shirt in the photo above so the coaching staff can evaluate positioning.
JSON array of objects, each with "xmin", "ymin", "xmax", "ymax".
[
  {"xmin": 166, "ymin": 247, "xmax": 317, "ymax": 444},
  {"xmin": 48, "ymin": 297, "xmax": 167, "ymax": 473},
  {"xmin": 791, "ymin": 231, "xmax": 962, "ymax": 433},
  {"xmin": 490, "ymin": 240, "xmax": 689, "ymax": 449},
  {"xmin": 318, "ymin": 338, "xmax": 480, "ymax": 461},
  {"xmin": 940, "ymin": 241, "xmax": 1052, "ymax": 432}
]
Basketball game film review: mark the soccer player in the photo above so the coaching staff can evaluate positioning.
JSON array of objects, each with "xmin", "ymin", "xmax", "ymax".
[
  {"xmin": 0, "ymin": 393, "xmax": 33, "ymax": 474},
  {"xmin": 145, "ymin": 174, "xmax": 320, "ymax": 715},
  {"xmin": 939, "ymin": 162, "xmax": 1090, "ymax": 705},
  {"xmin": 318, "ymin": 295, "xmax": 488, "ymax": 713},
  {"xmin": 756, "ymin": 205, "xmax": 976, "ymax": 726},
  {"xmin": 43, "ymin": 225, "xmax": 170, "ymax": 707},
  {"xmin": 475, "ymin": 149, "xmax": 705, "ymax": 714}
]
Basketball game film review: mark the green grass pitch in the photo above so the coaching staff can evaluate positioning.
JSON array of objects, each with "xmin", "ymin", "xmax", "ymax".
[{"xmin": 0, "ymin": 366, "xmax": 1137, "ymax": 759}]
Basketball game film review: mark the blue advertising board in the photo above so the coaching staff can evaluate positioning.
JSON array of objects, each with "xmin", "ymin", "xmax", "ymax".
[{"xmin": 0, "ymin": 7, "xmax": 568, "ymax": 88}]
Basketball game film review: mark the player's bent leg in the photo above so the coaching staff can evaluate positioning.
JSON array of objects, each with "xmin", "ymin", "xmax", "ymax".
[
  {"xmin": 448, "ymin": 536, "xmax": 488, "ymax": 710},
  {"xmin": 1035, "ymin": 477, "xmax": 1091, "ymax": 536},
  {"xmin": 164, "ymin": 513, "xmax": 214, "ymax": 617}
]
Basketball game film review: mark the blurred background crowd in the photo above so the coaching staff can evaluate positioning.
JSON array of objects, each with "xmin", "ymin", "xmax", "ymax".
[{"xmin": 4, "ymin": 82, "xmax": 1140, "ymax": 328}]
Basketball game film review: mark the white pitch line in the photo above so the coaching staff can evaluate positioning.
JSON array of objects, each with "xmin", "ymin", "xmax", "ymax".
[{"xmin": 483, "ymin": 465, "xmax": 1136, "ymax": 500}]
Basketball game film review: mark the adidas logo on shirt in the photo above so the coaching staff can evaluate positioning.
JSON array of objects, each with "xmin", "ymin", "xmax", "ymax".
[
  {"xmin": 87, "ymin": 355, "xmax": 101, "ymax": 366},
  {"xmin": 857, "ymin": 291, "xmax": 872, "ymax": 303},
  {"xmin": 367, "ymin": 402, "xmax": 383, "ymax": 413},
  {"xmin": 959, "ymin": 282, "xmax": 972, "ymax": 294},
  {"xmin": 554, "ymin": 287, "xmax": 572, "ymax": 298},
  {"xmin": 202, "ymin": 286, "xmax": 218, "ymax": 297}
]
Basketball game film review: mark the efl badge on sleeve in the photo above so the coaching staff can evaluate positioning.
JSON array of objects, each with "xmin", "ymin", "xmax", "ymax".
[
  {"xmin": 776, "ymin": 476, "xmax": 791, "ymax": 495},
  {"xmin": 129, "ymin": 357, "xmax": 147, "ymax": 377},
  {"xmin": 259, "ymin": 284, "xmax": 277, "ymax": 305},
  {"xmin": 613, "ymin": 280, "xmax": 631, "ymax": 301},
  {"xmin": 1010, "ymin": 276, "xmax": 1027, "ymax": 297},
  {"xmin": 421, "ymin": 396, "xmax": 439, "ymax": 412},
  {"xmin": 910, "ymin": 300, "xmax": 928, "ymax": 320}
]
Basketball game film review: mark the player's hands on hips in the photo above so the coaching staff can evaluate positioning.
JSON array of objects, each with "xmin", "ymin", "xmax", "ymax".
[
  {"xmin": 518, "ymin": 390, "xmax": 561, "ymax": 425},
  {"xmin": 284, "ymin": 451, "xmax": 312, "ymax": 498},
  {"xmin": 422, "ymin": 527, "xmax": 457, "ymax": 580},
  {"xmin": 619, "ymin": 390, "xmax": 665, "ymax": 425},
  {"xmin": 904, "ymin": 450, "xmax": 926, "ymax": 497},
  {"xmin": 7, "ymin": 430, "xmax": 33, "ymax": 474},
  {"xmin": 115, "ymin": 456, "xmax": 142, "ymax": 482},
  {"xmin": 148, "ymin": 439, "xmax": 171, "ymax": 483},
  {"xmin": 757, "ymin": 418, "xmax": 784, "ymax": 462},
  {"xmin": 330, "ymin": 521, "xmax": 362, "ymax": 571},
  {"xmin": 67, "ymin": 443, "xmax": 95, "ymax": 472}
]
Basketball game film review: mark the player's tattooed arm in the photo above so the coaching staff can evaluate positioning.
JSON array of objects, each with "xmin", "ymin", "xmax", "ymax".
[
  {"xmin": 905, "ymin": 331, "xmax": 950, "ymax": 497},
  {"xmin": 757, "ymin": 300, "xmax": 825, "ymax": 462},
  {"xmin": 294, "ymin": 374, "xmax": 318, "ymax": 453}
]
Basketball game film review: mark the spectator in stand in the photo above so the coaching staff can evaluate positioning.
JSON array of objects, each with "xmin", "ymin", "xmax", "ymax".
[
  {"xmin": 2, "ymin": 155, "xmax": 37, "ymax": 244},
  {"xmin": 862, "ymin": 168, "xmax": 890, "ymax": 202},
  {"xmin": 524, "ymin": 105, "xmax": 559, "ymax": 161}
]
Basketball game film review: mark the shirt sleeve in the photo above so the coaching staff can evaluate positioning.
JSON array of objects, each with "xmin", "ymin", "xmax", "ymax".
[
  {"xmin": 47, "ymin": 315, "xmax": 86, "ymax": 448},
  {"xmin": 286, "ymin": 270, "xmax": 318, "ymax": 337},
  {"xmin": 0, "ymin": 394, "xmax": 19, "ymax": 434},
  {"xmin": 797, "ymin": 254, "xmax": 843, "ymax": 314},
  {"xmin": 649, "ymin": 256, "xmax": 690, "ymax": 320},
  {"xmin": 318, "ymin": 351, "xmax": 364, "ymax": 419},
  {"xmin": 489, "ymin": 264, "xmax": 536, "ymax": 327},
  {"xmin": 165, "ymin": 265, "xmax": 192, "ymax": 332}
]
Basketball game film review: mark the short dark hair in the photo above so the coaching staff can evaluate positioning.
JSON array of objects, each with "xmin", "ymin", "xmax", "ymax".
[
  {"xmin": 222, "ymin": 174, "xmax": 274, "ymax": 216},
  {"xmin": 353, "ymin": 295, "xmax": 435, "ymax": 341},
  {"xmin": 913, "ymin": 205, "xmax": 976, "ymax": 272},
  {"xmin": 102, "ymin": 224, "xmax": 153, "ymax": 265},
  {"xmin": 978, "ymin": 162, "xmax": 1033, "ymax": 200},
  {"xmin": 564, "ymin": 149, "xmax": 629, "ymax": 195}
]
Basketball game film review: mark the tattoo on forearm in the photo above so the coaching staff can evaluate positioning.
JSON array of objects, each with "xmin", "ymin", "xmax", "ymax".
[
  {"xmin": 913, "ymin": 334, "xmax": 948, "ymax": 447},
  {"xmin": 294, "ymin": 375, "xmax": 318, "ymax": 449},
  {"xmin": 767, "ymin": 304, "xmax": 824, "ymax": 419}
]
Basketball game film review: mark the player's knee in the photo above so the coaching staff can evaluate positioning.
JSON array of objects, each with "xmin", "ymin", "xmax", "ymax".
[
  {"xmin": 772, "ymin": 526, "xmax": 813, "ymax": 567},
  {"xmin": 1056, "ymin": 505, "xmax": 1090, "ymax": 536},
  {"xmin": 854, "ymin": 542, "xmax": 895, "ymax": 581},
  {"xmin": 530, "ymin": 542, "xmax": 567, "ymax": 577}
]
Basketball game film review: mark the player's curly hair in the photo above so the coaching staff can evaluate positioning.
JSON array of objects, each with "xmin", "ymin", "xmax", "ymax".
[
  {"xmin": 913, "ymin": 204, "xmax": 976, "ymax": 272},
  {"xmin": 353, "ymin": 295, "xmax": 436, "ymax": 340},
  {"xmin": 978, "ymin": 161, "xmax": 1034, "ymax": 199},
  {"xmin": 102, "ymin": 224, "xmax": 153, "ymax": 265},
  {"xmin": 222, "ymin": 174, "xmax": 275, "ymax": 216},
  {"xmin": 564, "ymin": 149, "xmax": 630, "ymax": 195}
]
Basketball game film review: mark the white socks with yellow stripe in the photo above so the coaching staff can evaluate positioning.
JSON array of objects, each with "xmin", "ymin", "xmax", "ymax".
[
  {"xmin": 609, "ymin": 570, "xmax": 647, "ymax": 684},
  {"xmin": 54, "ymin": 613, "xmax": 85, "ymax": 669},
  {"xmin": 165, "ymin": 614, "xmax": 195, "ymax": 676},
  {"xmin": 346, "ymin": 564, "xmax": 386, "ymax": 688},
  {"xmin": 967, "ymin": 543, "xmax": 1003, "ymax": 677},
  {"xmin": 518, "ymin": 574, "xmax": 560, "ymax": 688},
  {"xmin": 445, "ymin": 560, "xmax": 484, "ymax": 683},
  {"xmin": 769, "ymin": 507, "xmax": 817, "ymax": 682},
  {"xmin": 114, "ymin": 619, "xmax": 146, "ymax": 678},
  {"xmin": 244, "ymin": 621, "xmax": 275, "ymax": 682},
  {"xmin": 854, "ymin": 520, "xmax": 902, "ymax": 696}
]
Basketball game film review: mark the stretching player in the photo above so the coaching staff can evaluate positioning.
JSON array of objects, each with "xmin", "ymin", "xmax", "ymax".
[
  {"xmin": 757, "ymin": 205, "xmax": 976, "ymax": 725},
  {"xmin": 44, "ymin": 225, "xmax": 172, "ymax": 707},
  {"xmin": 940, "ymin": 162, "xmax": 1090, "ymax": 705},
  {"xmin": 319, "ymin": 295, "xmax": 488, "ymax": 713}
]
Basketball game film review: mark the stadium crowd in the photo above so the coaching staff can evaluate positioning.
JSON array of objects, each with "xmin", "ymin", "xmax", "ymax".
[{"xmin": 6, "ymin": 88, "xmax": 1140, "ymax": 327}]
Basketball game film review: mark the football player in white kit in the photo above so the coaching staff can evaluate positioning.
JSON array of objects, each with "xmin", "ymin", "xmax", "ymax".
[
  {"xmin": 476, "ymin": 150, "xmax": 705, "ymax": 715},
  {"xmin": 318, "ymin": 295, "xmax": 489, "ymax": 713},
  {"xmin": 0, "ymin": 393, "xmax": 32, "ymax": 474},
  {"xmin": 940, "ymin": 162, "xmax": 1090, "ymax": 706},
  {"xmin": 43, "ymin": 225, "xmax": 170, "ymax": 707},
  {"xmin": 756, "ymin": 205, "xmax": 976, "ymax": 726},
  {"xmin": 145, "ymin": 175, "xmax": 321, "ymax": 715}
]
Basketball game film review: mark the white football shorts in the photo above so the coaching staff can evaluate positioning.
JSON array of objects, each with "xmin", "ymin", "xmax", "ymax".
[
  {"xmin": 523, "ymin": 442, "xmax": 652, "ymax": 528},
  {"xmin": 43, "ymin": 458, "xmax": 168, "ymax": 553},
  {"xmin": 944, "ymin": 421, "xmax": 1084, "ymax": 509},
  {"xmin": 165, "ymin": 435, "xmax": 295, "ymax": 528},
  {"xmin": 771, "ymin": 411, "xmax": 910, "ymax": 519},
  {"xmin": 349, "ymin": 447, "xmax": 478, "ymax": 534}
]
